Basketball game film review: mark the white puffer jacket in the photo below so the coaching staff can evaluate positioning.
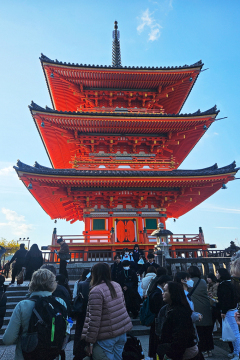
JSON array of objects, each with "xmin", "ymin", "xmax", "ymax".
[{"xmin": 141, "ymin": 273, "xmax": 156, "ymax": 296}]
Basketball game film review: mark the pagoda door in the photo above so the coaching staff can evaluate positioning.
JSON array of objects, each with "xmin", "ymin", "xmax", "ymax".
[{"xmin": 115, "ymin": 219, "xmax": 136, "ymax": 243}]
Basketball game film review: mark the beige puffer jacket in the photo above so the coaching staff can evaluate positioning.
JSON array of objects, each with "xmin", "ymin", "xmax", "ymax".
[{"xmin": 81, "ymin": 281, "xmax": 132, "ymax": 343}]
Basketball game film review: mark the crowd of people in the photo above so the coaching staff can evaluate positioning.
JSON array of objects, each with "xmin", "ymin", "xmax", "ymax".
[{"xmin": 1, "ymin": 243, "xmax": 240, "ymax": 360}]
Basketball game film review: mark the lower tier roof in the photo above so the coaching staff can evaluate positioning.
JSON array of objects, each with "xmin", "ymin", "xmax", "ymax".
[{"xmin": 14, "ymin": 160, "xmax": 238, "ymax": 222}]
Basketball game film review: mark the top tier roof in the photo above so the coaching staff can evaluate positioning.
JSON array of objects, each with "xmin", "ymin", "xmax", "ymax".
[{"xmin": 40, "ymin": 53, "xmax": 203, "ymax": 115}]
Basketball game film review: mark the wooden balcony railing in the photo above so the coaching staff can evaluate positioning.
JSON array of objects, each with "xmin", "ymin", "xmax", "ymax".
[{"xmin": 42, "ymin": 249, "xmax": 231, "ymax": 264}]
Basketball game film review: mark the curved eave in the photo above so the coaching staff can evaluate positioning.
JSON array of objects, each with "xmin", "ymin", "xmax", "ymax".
[
  {"xmin": 14, "ymin": 160, "xmax": 238, "ymax": 221},
  {"xmin": 14, "ymin": 160, "xmax": 239, "ymax": 179},
  {"xmin": 40, "ymin": 55, "xmax": 203, "ymax": 114}
]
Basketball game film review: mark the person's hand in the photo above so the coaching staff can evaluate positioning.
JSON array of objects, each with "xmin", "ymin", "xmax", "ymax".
[
  {"xmin": 234, "ymin": 311, "xmax": 240, "ymax": 325},
  {"xmin": 123, "ymin": 286, "xmax": 127, "ymax": 291},
  {"xmin": 85, "ymin": 344, "xmax": 94, "ymax": 356},
  {"xmin": 198, "ymin": 314, "xmax": 203, "ymax": 321},
  {"xmin": 208, "ymin": 292, "xmax": 213, "ymax": 297},
  {"xmin": 221, "ymin": 313, "xmax": 226, "ymax": 319}
]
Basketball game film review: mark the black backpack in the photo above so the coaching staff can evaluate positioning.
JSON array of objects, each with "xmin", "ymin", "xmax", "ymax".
[
  {"xmin": 71, "ymin": 280, "xmax": 90, "ymax": 319},
  {"xmin": 21, "ymin": 296, "xmax": 68, "ymax": 360},
  {"xmin": 122, "ymin": 334, "xmax": 144, "ymax": 360}
]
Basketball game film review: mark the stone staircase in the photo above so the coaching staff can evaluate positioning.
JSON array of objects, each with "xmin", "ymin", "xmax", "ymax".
[{"xmin": 0, "ymin": 283, "xmax": 149, "ymax": 345}]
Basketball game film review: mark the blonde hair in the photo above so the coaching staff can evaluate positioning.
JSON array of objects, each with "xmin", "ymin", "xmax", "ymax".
[
  {"xmin": 230, "ymin": 258, "xmax": 240, "ymax": 277},
  {"xmin": 29, "ymin": 269, "xmax": 57, "ymax": 293}
]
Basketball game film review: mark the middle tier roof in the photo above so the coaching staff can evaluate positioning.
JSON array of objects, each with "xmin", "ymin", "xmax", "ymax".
[{"xmin": 30, "ymin": 103, "xmax": 219, "ymax": 171}]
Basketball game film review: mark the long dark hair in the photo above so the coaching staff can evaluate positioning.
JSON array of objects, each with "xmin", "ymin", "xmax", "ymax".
[
  {"xmin": 91, "ymin": 263, "xmax": 117, "ymax": 299},
  {"xmin": 29, "ymin": 244, "xmax": 42, "ymax": 257},
  {"xmin": 167, "ymin": 281, "xmax": 192, "ymax": 312}
]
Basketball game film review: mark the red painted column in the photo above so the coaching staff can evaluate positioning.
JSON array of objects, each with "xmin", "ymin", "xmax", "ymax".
[
  {"xmin": 160, "ymin": 216, "xmax": 166, "ymax": 229},
  {"xmin": 137, "ymin": 214, "xmax": 144, "ymax": 243}
]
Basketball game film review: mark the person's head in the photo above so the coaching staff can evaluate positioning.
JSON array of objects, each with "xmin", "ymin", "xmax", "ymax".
[
  {"xmin": 81, "ymin": 269, "xmax": 91, "ymax": 281},
  {"xmin": 29, "ymin": 243, "xmax": 41, "ymax": 256},
  {"xmin": 133, "ymin": 244, "xmax": 139, "ymax": 251},
  {"xmin": 122, "ymin": 260, "xmax": 130, "ymax": 270},
  {"xmin": 147, "ymin": 253, "xmax": 155, "ymax": 263},
  {"xmin": 156, "ymin": 275, "xmax": 172, "ymax": 289},
  {"xmin": 123, "ymin": 248, "xmax": 129, "ymax": 255},
  {"xmin": 147, "ymin": 266, "xmax": 157, "ymax": 274},
  {"xmin": 174, "ymin": 271, "xmax": 194, "ymax": 290},
  {"xmin": 114, "ymin": 254, "xmax": 121, "ymax": 263},
  {"xmin": 56, "ymin": 274, "xmax": 68, "ymax": 286},
  {"xmin": 188, "ymin": 265, "xmax": 201, "ymax": 279},
  {"xmin": 91, "ymin": 263, "xmax": 117, "ymax": 299},
  {"xmin": 29, "ymin": 269, "xmax": 57, "ymax": 293},
  {"xmin": 40, "ymin": 264, "xmax": 57, "ymax": 276},
  {"xmin": 216, "ymin": 268, "xmax": 231, "ymax": 281},
  {"xmin": 163, "ymin": 281, "xmax": 191, "ymax": 311},
  {"xmin": 156, "ymin": 267, "xmax": 167, "ymax": 277},
  {"xmin": 0, "ymin": 275, "xmax": 5, "ymax": 287},
  {"xmin": 206, "ymin": 273, "xmax": 217, "ymax": 284},
  {"xmin": 57, "ymin": 237, "xmax": 64, "ymax": 245},
  {"xmin": 230, "ymin": 258, "xmax": 240, "ymax": 277},
  {"xmin": 20, "ymin": 243, "xmax": 25, "ymax": 249}
]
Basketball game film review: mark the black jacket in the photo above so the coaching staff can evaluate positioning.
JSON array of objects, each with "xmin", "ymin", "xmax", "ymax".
[
  {"xmin": 118, "ymin": 268, "xmax": 138, "ymax": 291},
  {"xmin": 111, "ymin": 262, "xmax": 123, "ymax": 282},
  {"xmin": 24, "ymin": 251, "xmax": 43, "ymax": 280},
  {"xmin": 132, "ymin": 250, "xmax": 144, "ymax": 263},
  {"xmin": 157, "ymin": 304, "xmax": 196, "ymax": 360},
  {"xmin": 217, "ymin": 280, "xmax": 237, "ymax": 314},
  {"xmin": 53, "ymin": 284, "xmax": 71, "ymax": 315},
  {"xmin": 149, "ymin": 287, "xmax": 164, "ymax": 315},
  {"xmin": 10, "ymin": 248, "xmax": 28, "ymax": 266}
]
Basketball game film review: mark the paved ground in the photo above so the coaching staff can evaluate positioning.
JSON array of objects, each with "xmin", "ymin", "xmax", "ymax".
[{"xmin": 0, "ymin": 338, "xmax": 231, "ymax": 359}]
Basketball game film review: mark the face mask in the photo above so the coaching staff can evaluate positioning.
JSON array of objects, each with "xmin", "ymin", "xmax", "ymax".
[
  {"xmin": 186, "ymin": 279, "xmax": 194, "ymax": 288},
  {"xmin": 123, "ymin": 267, "xmax": 130, "ymax": 270},
  {"xmin": 86, "ymin": 272, "xmax": 91, "ymax": 279}
]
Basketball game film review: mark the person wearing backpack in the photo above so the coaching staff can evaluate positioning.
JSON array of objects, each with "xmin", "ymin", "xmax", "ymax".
[
  {"xmin": 3, "ymin": 269, "xmax": 68, "ymax": 360},
  {"xmin": 73, "ymin": 271, "xmax": 91, "ymax": 360}
]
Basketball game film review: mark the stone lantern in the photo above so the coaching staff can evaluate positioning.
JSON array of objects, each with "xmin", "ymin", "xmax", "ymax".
[{"xmin": 151, "ymin": 222, "xmax": 173, "ymax": 266}]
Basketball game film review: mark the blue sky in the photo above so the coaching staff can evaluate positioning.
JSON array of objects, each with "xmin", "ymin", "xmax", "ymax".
[{"xmin": 0, "ymin": 0, "xmax": 240, "ymax": 250}]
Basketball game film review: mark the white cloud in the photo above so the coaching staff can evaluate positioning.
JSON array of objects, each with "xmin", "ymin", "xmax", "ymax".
[
  {"xmin": 214, "ymin": 132, "xmax": 219, "ymax": 135},
  {"xmin": 137, "ymin": 9, "xmax": 162, "ymax": 41},
  {"xmin": 0, "ymin": 208, "xmax": 33, "ymax": 237},
  {"xmin": 199, "ymin": 204, "xmax": 240, "ymax": 215},
  {"xmin": 0, "ymin": 166, "xmax": 14, "ymax": 176}
]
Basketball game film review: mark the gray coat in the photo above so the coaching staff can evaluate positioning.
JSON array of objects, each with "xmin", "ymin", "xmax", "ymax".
[
  {"xmin": 190, "ymin": 277, "xmax": 212, "ymax": 327},
  {"xmin": 3, "ymin": 291, "xmax": 52, "ymax": 360}
]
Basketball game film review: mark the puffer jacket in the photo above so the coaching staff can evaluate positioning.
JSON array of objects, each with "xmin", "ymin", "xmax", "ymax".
[
  {"xmin": 81, "ymin": 281, "xmax": 132, "ymax": 343},
  {"xmin": 141, "ymin": 273, "xmax": 156, "ymax": 297}
]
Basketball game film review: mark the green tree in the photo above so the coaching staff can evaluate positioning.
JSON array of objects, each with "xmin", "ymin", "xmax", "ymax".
[{"xmin": 0, "ymin": 238, "xmax": 19, "ymax": 258}]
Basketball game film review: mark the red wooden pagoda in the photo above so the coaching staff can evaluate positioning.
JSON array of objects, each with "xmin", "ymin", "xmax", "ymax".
[{"xmin": 14, "ymin": 21, "xmax": 239, "ymax": 255}]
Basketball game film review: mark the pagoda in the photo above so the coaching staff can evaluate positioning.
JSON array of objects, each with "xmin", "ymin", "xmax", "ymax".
[{"xmin": 14, "ymin": 21, "xmax": 239, "ymax": 256}]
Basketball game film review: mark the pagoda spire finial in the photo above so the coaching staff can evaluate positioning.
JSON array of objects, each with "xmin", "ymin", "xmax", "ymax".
[{"xmin": 112, "ymin": 21, "xmax": 122, "ymax": 68}]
